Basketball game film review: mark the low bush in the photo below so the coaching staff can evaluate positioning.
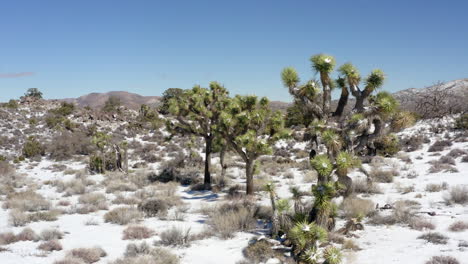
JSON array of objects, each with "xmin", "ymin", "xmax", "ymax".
[
  {"xmin": 38, "ymin": 240, "xmax": 63, "ymax": 251},
  {"xmin": 208, "ymin": 202, "xmax": 257, "ymax": 239},
  {"xmin": 448, "ymin": 221, "xmax": 468, "ymax": 232},
  {"xmin": 409, "ymin": 218, "xmax": 436, "ymax": 231},
  {"xmin": 16, "ymin": 227, "xmax": 39, "ymax": 241},
  {"xmin": 243, "ymin": 238, "xmax": 276, "ymax": 263},
  {"xmin": 138, "ymin": 199, "xmax": 169, "ymax": 218},
  {"xmin": 341, "ymin": 197, "xmax": 375, "ymax": 219},
  {"xmin": 0, "ymin": 232, "xmax": 18, "ymax": 245},
  {"xmin": 425, "ymin": 255, "xmax": 460, "ymax": 264},
  {"xmin": 454, "ymin": 114, "xmax": 468, "ymax": 130},
  {"xmin": 369, "ymin": 168, "xmax": 396, "ymax": 183},
  {"xmin": 375, "ymin": 134, "xmax": 400, "ymax": 156},
  {"xmin": 123, "ymin": 225, "xmax": 155, "ymax": 240},
  {"xmin": 22, "ymin": 136, "xmax": 45, "ymax": 158},
  {"xmin": 444, "ymin": 186, "xmax": 468, "ymax": 205},
  {"xmin": 418, "ymin": 232, "xmax": 448, "ymax": 244},
  {"xmin": 3, "ymin": 190, "xmax": 51, "ymax": 212},
  {"xmin": 8, "ymin": 209, "xmax": 30, "ymax": 226},
  {"xmin": 428, "ymin": 140, "xmax": 452, "ymax": 152},
  {"xmin": 104, "ymin": 207, "xmax": 143, "ymax": 225},
  {"xmin": 158, "ymin": 226, "xmax": 192, "ymax": 247},
  {"xmin": 67, "ymin": 247, "xmax": 107, "ymax": 263},
  {"xmin": 40, "ymin": 228, "xmax": 64, "ymax": 241}
]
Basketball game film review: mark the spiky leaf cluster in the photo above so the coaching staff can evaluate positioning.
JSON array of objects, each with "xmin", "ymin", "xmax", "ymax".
[
  {"xmin": 281, "ymin": 67, "xmax": 300, "ymax": 89},
  {"xmin": 310, "ymin": 155, "xmax": 333, "ymax": 177},
  {"xmin": 365, "ymin": 69, "xmax": 385, "ymax": 89},
  {"xmin": 323, "ymin": 246, "xmax": 342, "ymax": 264},
  {"xmin": 310, "ymin": 54, "xmax": 336, "ymax": 73},
  {"xmin": 372, "ymin": 91, "xmax": 399, "ymax": 114},
  {"xmin": 289, "ymin": 221, "xmax": 328, "ymax": 252},
  {"xmin": 311, "ymin": 182, "xmax": 338, "ymax": 211},
  {"xmin": 338, "ymin": 63, "xmax": 361, "ymax": 85},
  {"xmin": 336, "ymin": 151, "xmax": 361, "ymax": 171},
  {"xmin": 322, "ymin": 130, "xmax": 342, "ymax": 154}
]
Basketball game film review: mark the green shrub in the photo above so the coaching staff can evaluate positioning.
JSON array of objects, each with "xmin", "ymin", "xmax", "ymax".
[
  {"xmin": 45, "ymin": 114, "xmax": 65, "ymax": 129},
  {"xmin": 51, "ymin": 102, "xmax": 75, "ymax": 116},
  {"xmin": 455, "ymin": 114, "xmax": 468, "ymax": 130},
  {"xmin": 375, "ymin": 134, "xmax": 400, "ymax": 156},
  {"xmin": 22, "ymin": 136, "xmax": 45, "ymax": 158},
  {"xmin": 5, "ymin": 99, "xmax": 18, "ymax": 109}
]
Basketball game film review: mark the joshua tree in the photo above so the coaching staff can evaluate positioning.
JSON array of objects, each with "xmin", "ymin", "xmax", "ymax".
[
  {"xmin": 167, "ymin": 82, "xmax": 229, "ymax": 189},
  {"xmin": 281, "ymin": 54, "xmax": 401, "ymax": 233},
  {"xmin": 219, "ymin": 95, "xmax": 288, "ymax": 195}
]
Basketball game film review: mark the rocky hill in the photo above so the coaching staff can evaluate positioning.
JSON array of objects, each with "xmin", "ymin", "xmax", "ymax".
[{"xmin": 61, "ymin": 91, "xmax": 161, "ymax": 110}]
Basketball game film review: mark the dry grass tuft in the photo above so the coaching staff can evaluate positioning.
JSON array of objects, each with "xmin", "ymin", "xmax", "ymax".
[
  {"xmin": 104, "ymin": 207, "xmax": 143, "ymax": 225},
  {"xmin": 122, "ymin": 225, "xmax": 155, "ymax": 240}
]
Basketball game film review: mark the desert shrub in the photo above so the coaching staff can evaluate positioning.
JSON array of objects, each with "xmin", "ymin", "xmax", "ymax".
[
  {"xmin": 56, "ymin": 179, "xmax": 87, "ymax": 196},
  {"xmin": 50, "ymin": 102, "xmax": 75, "ymax": 116},
  {"xmin": 454, "ymin": 114, "xmax": 468, "ymax": 130},
  {"xmin": 123, "ymin": 225, "xmax": 155, "ymax": 240},
  {"xmin": 428, "ymin": 160, "xmax": 458, "ymax": 173},
  {"xmin": 16, "ymin": 227, "xmax": 39, "ymax": 241},
  {"xmin": 124, "ymin": 242, "xmax": 152, "ymax": 257},
  {"xmin": 53, "ymin": 257, "xmax": 86, "ymax": 264},
  {"xmin": 22, "ymin": 136, "xmax": 45, "ymax": 158},
  {"xmin": 40, "ymin": 228, "xmax": 64, "ymax": 241},
  {"xmin": 28, "ymin": 210, "xmax": 61, "ymax": 222},
  {"xmin": 0, "ymin": 232, "xmax": 18, "ymax": 245},
  {"xmin": 425, "ymin": 255, "xmax": 460, "ymax": 264},
  {"xmin": 353, "ymin": 178, "xmax": 381, "ymax": 194},
  {"xmin": 208, "ymin": 202, "xmax": 257, "ymax": 239},
  {"xmin": 67, "ymin": 247, "xmax": 107, "ymax": 263},
  {"xmin": 113, "ymin": 245, "xmax": 179, "ymax": 264},
  {"xmin": 448, "ymin": 221, "xmax": 468, "ymax": 232},
  {"xmin": 158, "ymin": 226, "xmax": 192, "ymax": 247},
  {"xmin": 428, "ymin": 140, "xmax": 452, "ymax": 152},
  {"xmin": 243, "ymin": 239, "xmax": 276, "ymax": 263},
  {"xmin": 400, "ymin": 135, "xmax": 425, "ymax": 152},
  {"xmin": 444, "ymin": 186, "xmax": 468, "ymax": 205},
  {"xmin": 138, "ymin": 199, "xmax": 169, "ymax": 217},
  {"xmin": 78, "ymin": 193, "xmax": 107, "ymax": 209},
  {"xmin": 104, "ymin": 207, "xmax": 143, "ymax": 225},
  {"xmin": 447, "ymin": 148, "xmax": 467, "ymax": 158},
  {"xmin": 38, "ymin": 240, "xmax": 62, "ymax": 251},
  {"xmin": 5, "ymin": 99, "xmax": 19, "ymax": 109},
  {"xmin": 368, "ymin": 202, "xmax": 414, "ymax": 226},
  {"xmin": 105, "ymin": 180, "xmax": 138, "ymax": 193},
  {"xmin": 462, "ymin": 155, "xmax": 468, "ymax": 163},
  {"xmin": 341, "ymin": 197, "xmax": 375, "ymax": 219},
  {"xmin": 425, "ymin": 183, "xmax": 448, "ymax": 192},
  {"xmin": 438, "ymin": 155, "xmax": 456, "ymax": 165},
  {"xmin": 8, "ymin": 209, "xmax": 30, "ymax": 226},
  {"xmin": 409, "ymin": 218, "xmax": 436, "ymax": 231},
  {"xmin": 3, "ymin": 190, "xmax": 50, "ymax": 212},
  {"xmin": 417, "ymin": 232, "xmax": 448, "ymax": 244},
  {"xmin": 48, "ymin": 131, "xmax": 93, "ymax": 160},
  {"xmin": 342, "ymin": 239, "xmax": 360, "ymax": 251},
  {"xmin": 369, "ymin": 168, "xmax": 396, "ymax": 183},
  {"xmin": 375, "ymin": 134, "xmax": 400, "ymax": 156}
]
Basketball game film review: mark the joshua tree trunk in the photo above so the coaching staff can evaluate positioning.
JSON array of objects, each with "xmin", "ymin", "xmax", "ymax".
[
  {"xmin": 321, "ymin": 75, "xmax": 332, "ymax": 117},
  {"xmin": 245, "ymin": 159, "xmax": 255, "ymax": 195},
  {"xmin": 333, "ymin": 85, "xmax": 349, "ymax": 117},
  {"xmin": 204, "ymin": 136, "xmax": 212, "ymax": 189},
  {"xmin": 124, "ymin": 146, "xmax": 128, "ymax": 174},
  {"xmin": 220, "ymin": 145, "xmax": 227, "ymax": 180}
]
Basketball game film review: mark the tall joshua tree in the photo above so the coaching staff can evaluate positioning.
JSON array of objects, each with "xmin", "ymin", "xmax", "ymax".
[
  {"xmin": 219, "ymin": 95, "xmax": 288, "ymax": 195},
  {"xmin": 281, "ymin": 54, "xmax": 398, "ymax": 231},
  {"xmin": 167, "ymin": 82, "xmax": 229, "ymax": 189}
]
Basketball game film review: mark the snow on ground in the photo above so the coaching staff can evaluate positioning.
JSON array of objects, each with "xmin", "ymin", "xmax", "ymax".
[{"xmin": 1, "ymin": 104, "xmax": 468, "ymax": 264}]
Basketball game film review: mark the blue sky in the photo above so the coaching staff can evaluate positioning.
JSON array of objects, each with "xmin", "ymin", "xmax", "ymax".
[{"xmin": 0, "ymin": 0, "xmax": 467, "ymax": 102}]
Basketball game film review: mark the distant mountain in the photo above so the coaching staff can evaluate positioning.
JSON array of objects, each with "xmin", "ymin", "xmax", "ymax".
[
  {"xmin": 54, "ymin": 78, "xmax": 467, "ymax": 113},
  {"xmin": 61, "ymin": 91, "xmax": 161, "ymax": 110}
]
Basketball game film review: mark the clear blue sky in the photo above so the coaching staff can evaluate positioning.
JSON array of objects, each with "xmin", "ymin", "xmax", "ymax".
[{"xmin": 1, "ymin": 0, "xmax": 467, "ymax": 102}]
